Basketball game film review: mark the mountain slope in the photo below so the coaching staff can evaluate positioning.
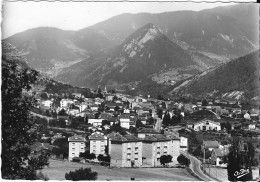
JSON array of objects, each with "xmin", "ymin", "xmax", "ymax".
[
  {"xmin": 4, "ymin": 27, "xmax": 114, "ymax": 76},
  {"xmin": 55, "ymin": 23, "xmax": 194, "ymax": 87},
  {"xmin": 171, "ymin": 51, "xmax": 260, "ymax": 99}
]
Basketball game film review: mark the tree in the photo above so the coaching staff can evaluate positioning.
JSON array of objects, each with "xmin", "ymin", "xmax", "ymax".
[
  {"xmin": 227, "ymin": 137, "xmax": 254, "ymax": 181},
  {"xmin": 102, "ymin": 120, "xmax": 110, "ymax": 126},
  {"xmin": 157, "ymin": 94, "xmax": 164, "ymax": 100},
  {"xmin": 162, "ymin": 112, "xmax": 171, "ymax": 126},
  {"xmin": 202, "ymin": 99, "xmax": 208, "ymax": 106},
  {"xmin": 2, "ymin": 50, "xmax": 49, "ymax": 179},
  {"xmin": 52, "ymin": 138, "xmax": 69, "ymax": 158},
  {"xmin": 97, "ymin": 154, "xmax": 104, "ymax": 161},
  {"xmin": 40, "ymin": 92, "xmax": 48, "ymax": 100},
  {"xmin": 65, "ymin": 167, "xmax": 97, "ymax": 181},
  {"xmin": 160, "ymin": 155, "xmax": 172, "ymax": 166},
  {"xmin": 58, "ymin": 109, "xmax": 67, "ymax": 116},
  {"xmin": 136, "ymin": 119, "xmax": 145, "ymax": 128},
  {"xmin": 177, "ymin": 154, "xmax": 191, "ymax": 167},
  {"xmin": 157, "ymin": 108, "xmax": 163, "ymax": 119},
  {"xmin": 114, "ymin": 106, "xmax": 120, "ymax": 112},
  {"xmin": 80, "ymin": 151, "xmax": 96, "ymax": 160}
]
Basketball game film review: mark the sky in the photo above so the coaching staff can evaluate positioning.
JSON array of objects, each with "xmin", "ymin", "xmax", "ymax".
[{"xmin": 1, "ymin": 0, "xmax": 248, "ymax": 39}]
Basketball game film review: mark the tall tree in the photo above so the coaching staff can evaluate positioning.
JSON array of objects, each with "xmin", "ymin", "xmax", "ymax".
[
  {"xmin": 162, "ymin": 112, "xmax": 171, "ymax": 126},
  {"xmin": 227, "ymin": 137, "xmax": 254, "ymax": 181},
  {"xmin": 2, "ymin": 45, "xmax": 49, "ymax": 179}
]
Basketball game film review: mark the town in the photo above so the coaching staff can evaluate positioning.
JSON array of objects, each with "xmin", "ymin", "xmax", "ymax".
[{"xmin": 29, "ymin": 83, "xmax": 260, "ymax": 180}]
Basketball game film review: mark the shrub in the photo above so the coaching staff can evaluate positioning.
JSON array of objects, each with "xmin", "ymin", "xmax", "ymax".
[{"xmin": 65, "ymin": 167, "xmax": 97, "ymax": 181}]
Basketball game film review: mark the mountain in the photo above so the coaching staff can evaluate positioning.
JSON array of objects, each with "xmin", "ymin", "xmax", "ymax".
[
  {"xmin": 202, "ymin": 3, "xmax": 258, "ymax": 44},
  {"xmin": 88, "ymin": 4, "xmax": 258, "ymax": 58},
  {"xmin": 4, "ymin": 3, "xmax": 258, "ymax": 92},
  {"xmin": 4, "ymin": 27, "xmax": 114, "ymax": 76},
  {"xmin": 55, "ymin": 23, "xmax": 194, "ymax": 87},
  {"xmin": 171, "ymin": 51, "xmax": 260, "ymax": 100}
]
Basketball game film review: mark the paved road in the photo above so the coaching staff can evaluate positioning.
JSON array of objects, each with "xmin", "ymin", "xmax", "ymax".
[{"xmin": 181, "ymin": 151, "xmax": 217, "ymax": 181}]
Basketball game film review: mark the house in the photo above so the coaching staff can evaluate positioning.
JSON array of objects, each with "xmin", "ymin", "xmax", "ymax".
[
  {"xmin": 60, "ymin": 99, "xmax": 74, "ymax": 108},
  {"xmin": 88, "ymin": 119, "xmax": 103, "ymax": 127},
  {"xmin": 242, "ymin": 121, "xmax": 256, "ymax": 130},
  {"xmin": 179, "ymin": 136, "xmax": 188, "ymax": 151},
  {"xmin": 108, "ymin": 133, "xmax": 142, "ymax": 167},
  {"xmin": 68, "ymin": 109, "xmax": 80, "ymax": 116},
  {"xmin": 105, "ymin": 94, "xmax": 114, "ymax": 102},
  {"xmin": 201, "ymin": 140, "xmax": 220, "ymax": 151},
  {"xmin": 100, "ymin": 113, "xmax": 113, "ymax": 120},
  {"xmin": 90, "ymin": 104, "xmax": 99, "ymax": 111},
  {"xmin": 108, "ymin": 117, "xmax": 119, "ymax": 126},
  {"xmin": 137, "ymin": 128, "xmax": 161, "ymax": 139},
  {"xmin": 129, "ymin": 118, "xmax": 137, "ymax": 128},
  {"xmin": 72, "ymin": 93, "xmax": 82, "ymax": 98},
  {"xmin": 88, "ymin": 132, "xmax": 107, "ymax": 156},
  {"xmin": 134, "ymin": 96, "xmax": 147, "ymax": 103},
  {"xmin": 188, "ymin": 119, "xmax": 221, "ymax": 131},
  {"xmin": 119, "ymin": 114, "xmax": 131, "ymax": 129},
  {"xmin": 80, "ymin": 102, "xmax": 90, "ymax": 112},
  {"xmin": 211, "ymin": 147, "xmax": 229, "ymax": 167},
  {"xmin": 42, "ymin": 100, "xmax": 53, "ymax": 109},
  {"xmin": 106, "ymin": 102, "xmax": 117, "ymax": 111},
  {"xmin": 68, "ymin": 135, "xmax": 87, "ymax": 161}
]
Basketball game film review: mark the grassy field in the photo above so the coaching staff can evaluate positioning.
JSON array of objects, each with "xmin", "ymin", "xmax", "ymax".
[{"xmin": 41, "ymin": 159, "xmax": 197, "ymax": 181}]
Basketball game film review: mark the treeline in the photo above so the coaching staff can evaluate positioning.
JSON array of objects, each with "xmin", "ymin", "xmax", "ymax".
[{"xmin": 41, "ymin": 80, "xmax": 92, "ymax": 97}]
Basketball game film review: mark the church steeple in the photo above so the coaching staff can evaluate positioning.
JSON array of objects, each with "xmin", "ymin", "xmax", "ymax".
[{"xmin": 104, "ymin": 86, "xmax": 107, "ymax": 94}]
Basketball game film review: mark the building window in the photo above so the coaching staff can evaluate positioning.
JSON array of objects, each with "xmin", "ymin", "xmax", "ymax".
[
  {"xmin": 72, "ymin": 143, "xmax": 75, "ymax": 146},
  {"xmin": 135, "ymin": 158, "xmax": 138, "ymax": 160},
  {"xmin": 72, "ymin": 148, "xmax": 75, "ymax": 151},
  {"xmin": 135, "ymin": 147, "xmax": 138, "ymax": 150},
  {"xmin": 72, "ymin": 153, "xmax": 75, "ymax": 156},
  {"xmin": 157, "ymin": 152, "xmax": 160, "ymax": 154}
]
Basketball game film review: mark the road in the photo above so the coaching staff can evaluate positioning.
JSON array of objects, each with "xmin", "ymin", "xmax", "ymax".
[
  {"xmin": 181, "ymin": 151, "xmax": 217, "ymax": 181},
  {"xmin": 30, "ymin": 111, "xmax": 53, "ymax": 120},
  {"xmin": 154, "ymin": 118, "xmax": 162, "ymax": 131}
]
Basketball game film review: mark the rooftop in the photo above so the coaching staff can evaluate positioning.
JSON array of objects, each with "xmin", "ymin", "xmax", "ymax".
[
  {"xmin": 68, "ymin": 135, "xmax": 86, "ymax": 142},
  {"xmin": 203, "ymin": 140, "xmax": 220, "ymax": 148}
]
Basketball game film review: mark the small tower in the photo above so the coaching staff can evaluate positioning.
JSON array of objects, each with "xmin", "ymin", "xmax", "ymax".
[{"xmin": 104, "ymin": 86, "xmax": 107, "ymax": 94}]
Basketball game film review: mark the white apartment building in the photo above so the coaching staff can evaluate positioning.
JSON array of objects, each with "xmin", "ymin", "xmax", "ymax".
[
  {"xmin": 89, "ymin": 132, "xmax": 107, "ymax": 156},
  {"xmin": 68, "ymin": 135, "xmax": 86, "ymax": 161}
]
